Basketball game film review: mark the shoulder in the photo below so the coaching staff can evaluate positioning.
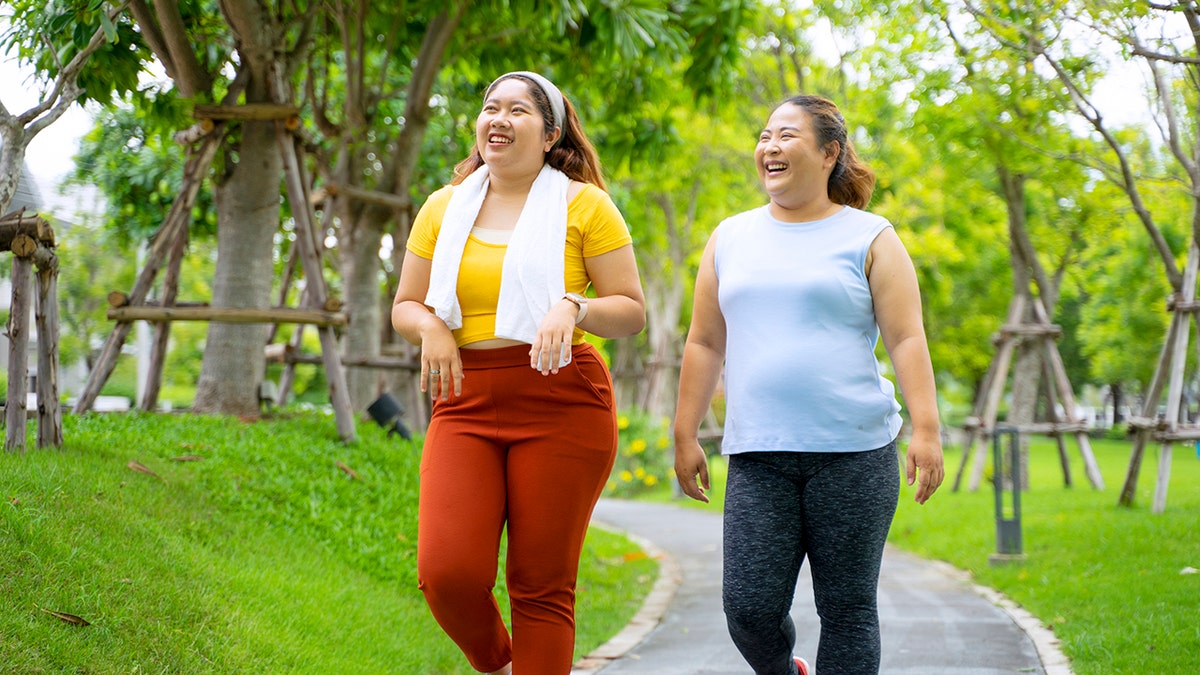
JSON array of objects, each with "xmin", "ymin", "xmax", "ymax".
[
  {"xmin": 714, "ymin": 205, "xmax": 768, "ymax": 240},
  {"xmin": 419, "ymin": 185, "xmax": 455, "ymax": 214},
  {"xmin": 840, "ymin": 206, "xmax": 893, "ymax": 234}
]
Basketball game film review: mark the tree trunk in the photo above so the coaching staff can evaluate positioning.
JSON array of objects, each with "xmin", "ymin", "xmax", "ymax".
[
  {"xmin": 0, "ymin": 123, "xmax": 27, "ymax": 215},
  {"xmin": 640, "ymin": 273, "xmax": 684, "ymax": 422},
  {"xmin": 339, "ymin": 215, "xmax": 386, "ymax": 410},
  {"xmin": 192, "ymin": 115, "xmax": 281, "ymax": 415}
]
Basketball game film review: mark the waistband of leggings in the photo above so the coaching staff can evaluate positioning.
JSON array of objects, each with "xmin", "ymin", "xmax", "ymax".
[{"xmin": 458, "ymin": 342, "xmax": 598, "ymax": 370}]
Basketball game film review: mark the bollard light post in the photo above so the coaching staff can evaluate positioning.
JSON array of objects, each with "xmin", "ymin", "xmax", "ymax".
[{"xmin": 989, "ymin": 425, "xmax": 1025, "ymax": 565}]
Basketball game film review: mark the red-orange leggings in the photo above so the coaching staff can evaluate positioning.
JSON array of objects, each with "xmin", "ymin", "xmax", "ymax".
[{"xmin": 417, "ymin": 343, "xmax": 618, "ymax": 674}]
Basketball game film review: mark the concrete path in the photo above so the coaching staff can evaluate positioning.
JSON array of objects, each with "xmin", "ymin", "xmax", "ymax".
[{"xmin": 575, "ymin": 499, "xmax": 1072, "ymax": 675}]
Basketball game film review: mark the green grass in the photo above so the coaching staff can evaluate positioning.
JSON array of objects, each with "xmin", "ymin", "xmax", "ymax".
[
  {"xmin": 1, "ymin": 412, "xmax": 657, "ymax": 674},
  {"xmin": 645, "ymin": 437, "xmax": 1200, "ymax": 675}
]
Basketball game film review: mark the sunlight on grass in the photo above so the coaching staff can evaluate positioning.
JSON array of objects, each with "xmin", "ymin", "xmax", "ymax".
[{"xmin": 0, "ymin": 412, "xmax": 655, "ymax": 673}]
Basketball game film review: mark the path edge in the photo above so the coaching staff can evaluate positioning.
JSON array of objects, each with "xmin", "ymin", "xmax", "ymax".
[
  {"xmin": 922, "ymin": 556, "xmax": 1075, "ymax": 675},
  {"xmin": 572, "ymin": 520, "xmax": 684, "ymax": 674}
]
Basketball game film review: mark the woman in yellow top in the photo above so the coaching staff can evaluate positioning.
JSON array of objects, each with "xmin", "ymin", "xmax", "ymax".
[{"xmin": 391, "ymin": 71, "xmax": 645, "ymax": 675}]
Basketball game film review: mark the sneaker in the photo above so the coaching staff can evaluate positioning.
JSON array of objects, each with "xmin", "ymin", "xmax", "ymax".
[{"xmin": 793, "ymin": 656, "xmax": 810, "ymax": 675}]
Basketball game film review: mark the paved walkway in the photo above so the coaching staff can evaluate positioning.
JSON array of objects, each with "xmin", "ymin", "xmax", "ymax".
[{"xmin": 575, "ymin": 499, "xmax": 1072, "ymax": 675}]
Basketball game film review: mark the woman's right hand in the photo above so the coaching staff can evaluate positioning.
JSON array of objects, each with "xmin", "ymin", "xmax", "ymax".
[
  {"xmin": 674, "ymin": 439, "xmax": 711, "ymax": 503},
  {"xmin": 419, "ymin": 317, "xmax": 463, "ymax": 400}
]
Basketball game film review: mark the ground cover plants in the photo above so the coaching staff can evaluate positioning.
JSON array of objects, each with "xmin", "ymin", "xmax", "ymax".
[{"xmin": 1, "ymin": 412, "xmax": 657, "ymax": 674}]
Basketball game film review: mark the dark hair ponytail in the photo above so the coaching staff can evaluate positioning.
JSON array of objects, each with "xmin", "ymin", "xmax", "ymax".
[{"xmin": 781, "ymin": 95, "xmax": 875, "ymax": 209}]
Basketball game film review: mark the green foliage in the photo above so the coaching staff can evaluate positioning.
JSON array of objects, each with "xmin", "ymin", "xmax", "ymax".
[
  {"xmin": 66, "ymin": 98, "xmax": 214, "ymax": 244},
  {"xmin": 606, "ymin": 410, "xmax": 674, "ymax": 497},
  {"xmin": 0, "ymin": 412, "xmax": 657, "ymax": 673},
  {"xmin": 0, "ymin": 0, "xmax": 149, "ymax": 106}
]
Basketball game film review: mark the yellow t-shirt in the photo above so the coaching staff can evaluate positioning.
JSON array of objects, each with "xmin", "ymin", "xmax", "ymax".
[{"xmin": 406, "ymin": 182, "xmax": 633, "ymax": 347}]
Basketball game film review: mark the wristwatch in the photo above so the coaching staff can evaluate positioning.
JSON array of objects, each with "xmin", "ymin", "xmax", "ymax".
[{"xmin": 564, "ymin": 292, "xmax": 589, "ymax": 324}]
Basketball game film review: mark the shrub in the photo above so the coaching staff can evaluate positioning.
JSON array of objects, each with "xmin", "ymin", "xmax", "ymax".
[{"xmin": 606, "ymin": 410, "xmax": 674, "ymax": 497}]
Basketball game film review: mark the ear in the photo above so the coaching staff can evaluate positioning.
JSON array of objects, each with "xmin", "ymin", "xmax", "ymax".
[
  {"xmin": 544, "ymin": 126, "xmax": 562, "ymax": 152},
  {"xmin": 823, "ymin": 140, "xmax": 841, "ymax": 170}
]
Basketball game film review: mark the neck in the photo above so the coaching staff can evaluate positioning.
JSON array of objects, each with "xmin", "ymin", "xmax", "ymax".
[
  {"xmin": 768, "ymin": 196, "xmax": 841, "ymax": 223},
  {"xmin": 487, "ymin": 163, "xmax": 544, "ymax": 199}
]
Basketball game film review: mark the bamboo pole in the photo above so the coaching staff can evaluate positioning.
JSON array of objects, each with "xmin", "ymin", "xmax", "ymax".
[
  {"xmin": 35, "ymin": 256, "xmax": 63, "ymax": 448},
  {"xmin": 193, "ymin": 103, "xmax": 300, "ymax": 121},
  {"xmin": 954, "ymin": 294, "xmax": 1026, "ymax": 491},
  {"xmin": 140, "ymin": 223, "xmax": 189, "ymax": 411},
  {"xmin": 311, "ymin": 183, "xmax": 411, "ymax": 210},
  {"xmin": 1031, "ymin": 296, "xmax": 1104, "ymax": 490},
  {"xmin": 1121, "ymin": 312, "xmax": 1180, "ymax": 506},
  {"xmin": 277, "ymin": 126, "xmax": 355, "ymax": 441},
  {"xmin": 5, "ymin": 255, "xmax": 32, "ymax": 451},
  {"xmin": 1150, "ymin": 242, "xmax": 1199, "ymax": 512},
  {"xmin": 107, "ymin": 305, "xmax": 348, "ymax": 326}
]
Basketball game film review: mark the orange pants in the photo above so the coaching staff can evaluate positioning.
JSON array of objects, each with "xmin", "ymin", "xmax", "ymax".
[{"xmin": 417, "ymin": 343, "xmax": 618, "ymax": 674}]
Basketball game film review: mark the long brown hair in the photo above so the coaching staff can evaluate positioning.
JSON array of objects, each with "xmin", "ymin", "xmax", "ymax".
[
  {"xmin": 781, "ymin": 95, "xmax": 875, "ymax": 209},
  {"xmin": 452, "ymin": 74, "xmax": 607, "ymax": 191}
]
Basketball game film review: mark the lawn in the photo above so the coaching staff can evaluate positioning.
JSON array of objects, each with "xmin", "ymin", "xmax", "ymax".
[
  {"xmin": 628, "ymin": 434, "xmax": 1200, "ymax": 675},
  {"xmin": 0, "ymin": 412, "xmax": 657, "ymax": 674}
]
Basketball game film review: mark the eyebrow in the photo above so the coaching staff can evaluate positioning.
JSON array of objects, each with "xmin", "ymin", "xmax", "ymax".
[
  {"xmin": 484, "ymin": 95, "xmax": 535, "ymax": 108},
  {"xmin": 761, "ymin": 125, "xmax": 802, "ymax": 135}
]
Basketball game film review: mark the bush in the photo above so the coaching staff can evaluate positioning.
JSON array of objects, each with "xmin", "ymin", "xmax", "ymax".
[
  {"xmin": 1103, "ymin": 422, "xmax": 1129, "ymax": 441},
  {"xmin": 605, "ymin": 410, "xmax": 674, "ymax": 497}
]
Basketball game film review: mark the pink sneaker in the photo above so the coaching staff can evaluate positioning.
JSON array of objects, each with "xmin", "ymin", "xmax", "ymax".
[{"xmin": 794, "ymin": 656, "xmax": 810, "ymax": 675}]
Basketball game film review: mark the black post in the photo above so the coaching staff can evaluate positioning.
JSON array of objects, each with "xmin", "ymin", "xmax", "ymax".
[{"xmin": 990, "ymin": 425, "xmax": 1025, "ymax": 564}]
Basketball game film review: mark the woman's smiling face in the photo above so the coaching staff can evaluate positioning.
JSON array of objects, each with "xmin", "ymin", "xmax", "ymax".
[
  {"xmin": 476, "ymin": 78, "xmax": 557, "ymax": 173},
  {"xmin": 754, "ymin": 103, "xmax": 838, "ymax": 207}
]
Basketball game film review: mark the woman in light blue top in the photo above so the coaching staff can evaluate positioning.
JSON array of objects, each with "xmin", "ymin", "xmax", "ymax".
[{"xmin": 673, "ymin": 95, "xmax": 943, "ymax": 675}]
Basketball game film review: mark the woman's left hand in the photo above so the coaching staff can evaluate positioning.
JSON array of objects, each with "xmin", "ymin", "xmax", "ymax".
[
  {"xmin": 530, "ymin": 299, "xmax": 580, "ymax": 375},
  {"xmin": 905, "ymin": 430, "xmax": 944, "ymax": 504}
]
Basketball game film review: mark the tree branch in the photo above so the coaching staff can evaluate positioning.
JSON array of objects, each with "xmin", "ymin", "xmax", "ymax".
[
  {"xmin": 18, "ymin": 2, "xmax": 130, "ymax": 128},
  {"xmin": 151, "ymin": 0, "xmax": 214, "ymax": 96}
]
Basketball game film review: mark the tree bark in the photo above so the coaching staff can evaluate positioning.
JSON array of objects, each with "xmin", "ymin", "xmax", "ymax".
[{"xmin": 192, "ymin": 110, "xmax": 282, "ymax": 415}]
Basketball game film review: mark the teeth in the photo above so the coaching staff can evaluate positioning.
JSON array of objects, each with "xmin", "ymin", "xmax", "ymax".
[
  {"xmin": 766, "ymin": 163, "xmax": 787, "ymax": 171},
  {"xmin": 489, "ymin": 135, "xmax": 512, "ymax": 144}
]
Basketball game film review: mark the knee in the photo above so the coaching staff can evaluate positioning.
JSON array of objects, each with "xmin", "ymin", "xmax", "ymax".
[{"xmin": 419, "ymin": 558, "xmax": 495, "ymax": 606}]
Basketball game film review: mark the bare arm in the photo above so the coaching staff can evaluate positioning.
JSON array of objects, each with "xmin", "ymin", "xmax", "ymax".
[
  {"xmin": 531, "ymin": 243, "xmax": 646, "ymax": 375},
  {"xmin": 672, "ymin": 234, "xmax": 726, "ymax": 503},
  {"xmin": 391, "ymin": 251, "xmax": 462, "ymax": 399},
  {"xmin": 868, "ymin": 227, "xmax": 943, "ymax": 504}
]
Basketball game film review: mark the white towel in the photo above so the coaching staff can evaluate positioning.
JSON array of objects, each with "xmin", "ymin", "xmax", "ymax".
[{"xmin": 425, "ymin": 163, "xmax": 570, "ymax": 345}]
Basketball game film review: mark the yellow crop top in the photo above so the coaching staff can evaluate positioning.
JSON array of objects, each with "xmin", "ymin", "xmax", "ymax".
[{"xmin": 406, "ymin": 182, "xmax": 634, "ymax": 347}]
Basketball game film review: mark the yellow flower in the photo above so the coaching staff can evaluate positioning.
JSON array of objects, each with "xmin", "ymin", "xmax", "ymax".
[
  {"xmin": 618, "ymin": 415, "xmax": 630, "ymax": 430},
  {"xmin": 634, "ymin": 467, "xmax": 646, "ymax": 479},
  {"xmin": 656, "ymin": 436, "xmax": 669, "ymax": 449},
  {"xmin": 620, "ymin": 470, "xmax": 633, "ymax": 482},
  {"xmin": 630, "ymin": 438, "xmax": 647, "ymax": 454},
  {"xmin": 644, "ymin": 475, "xmax": 658, "ymax": 486}
]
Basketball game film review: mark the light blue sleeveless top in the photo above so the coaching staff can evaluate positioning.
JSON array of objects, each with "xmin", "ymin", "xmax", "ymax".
[{"xmin": 714, "ymin": 205, "xmax": 903, "ymax": 454}]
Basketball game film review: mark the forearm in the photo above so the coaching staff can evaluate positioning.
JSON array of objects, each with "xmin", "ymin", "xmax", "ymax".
[
  {"xmin": 576, "ymin": 294, "xmax": 646, "ymax": 339},
  {"xmin": 889, "ymin": 335, "xmax": 940, "ymax": 437},
  {"xmin": 673, "ymin": 341, "xmax": 725, "ymax": 444},
  {"xmin": 391, "ymin": 300, "xmax": 447, "ymax": 346}
]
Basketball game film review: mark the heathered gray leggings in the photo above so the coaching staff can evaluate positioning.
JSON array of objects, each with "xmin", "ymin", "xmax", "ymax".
[{"xmin": 722, "ymin": 442, "xmax": 899, "ymax": 675}]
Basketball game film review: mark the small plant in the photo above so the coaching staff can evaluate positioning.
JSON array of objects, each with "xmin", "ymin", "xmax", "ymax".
[{"xmin": 606, "ymin": 410, "xmax": 674, "ymax": 497}]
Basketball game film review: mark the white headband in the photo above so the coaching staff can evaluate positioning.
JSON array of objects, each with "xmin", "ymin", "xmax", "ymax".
[{"xmin": 487, "ymin": 71, "xmax": 565, "ymax": 142}]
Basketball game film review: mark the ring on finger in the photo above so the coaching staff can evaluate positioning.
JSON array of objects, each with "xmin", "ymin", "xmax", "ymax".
[{"xmin": 429, "ymin": 369, "xmax": 440, "ymax": 375}]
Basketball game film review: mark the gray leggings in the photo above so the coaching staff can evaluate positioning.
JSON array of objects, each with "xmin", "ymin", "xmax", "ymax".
[{"xmin": 722, "ymin": 442, "xmax": 899, "ymax": 675}]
